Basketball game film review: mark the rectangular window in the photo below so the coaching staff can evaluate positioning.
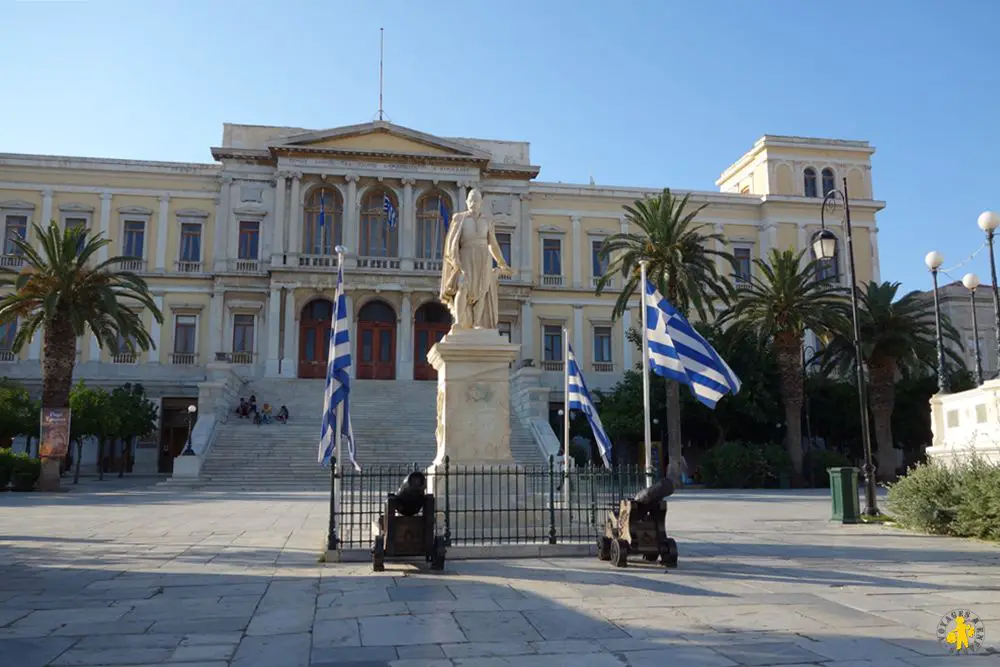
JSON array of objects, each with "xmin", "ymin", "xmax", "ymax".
[
  {"xmin": 65, "ymin": 217, "xmax": 87, "ymax": 252},
  {"xmin": 238, "ymin": 221, "xmax": 260, "ymax": 260},
  {"xmin": 542, "ymin": 239, "xmax": 561, "ymax": 275},
  {"xmin": 543, "ymin": 325, "xmax": 563, "ymax": 362},
  {"xmin": 180, "ymin": 223, "xmax": 202, "ymax": 262},
  {"xmin": 173, "ymin": 315, "xmax": 197, "ymax": 354},
  {"xmin": 498, "ymin": 321, "xmax": 511, "ymax": 343},
  {"xmin": 591, "ymin": 239, "xmax": 608, "ymax": 278},
  {"xmin": 0, "ymin": 320, "xmax": 16, "ymax": 350},
  {"xmin": 122, "ymin": 221, "xmax": 145, "ymax": 258},
  {"xmin": 233, "ymin": 314, "xmax": 255, "ymax": 353},
  {"xmin": 593, "ymin": 326, "xmax": 613, "ymax": 363},
  {"xmin": 734, "ymin": 247, "xmax": 752, "ymax": 282},
  {"xmin": 494, "ymin": 232, "xmax": 512, "ymax": 267},
  {"xmin": 4, "ymin": 215, "xmax": 27, "ymax": 255}
]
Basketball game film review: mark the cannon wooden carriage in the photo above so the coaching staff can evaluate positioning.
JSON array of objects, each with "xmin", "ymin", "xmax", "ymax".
[
  {"xmin": 372, "ymin": 472, "xmax": 447, "ymax": 572},
  {"xmin": 598, "ymin": 478, "xmax": 678, "ymax": 568}
]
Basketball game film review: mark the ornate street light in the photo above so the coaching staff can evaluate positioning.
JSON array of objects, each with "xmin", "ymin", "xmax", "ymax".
[
  {"xmin": 811, "ymin": 178, "xmax": 878, "ymax": 516},
  {"xmin": 181, "ymin": 404, "xmax": 197, "ymax": 456},
  {"xmin": 962, "ymin": 273, "xmax": 984, "ymax": 385},
  {"xmin": 802, "ymin": 345, "xmax": 816, "ymax": 449},
  {"xmin": 925, "ymin": 251, "xmax": 947, "ymax": 394},
  {"xmin": 977, "ymin": 211, "xmax": 1000, "ymax": 378}
]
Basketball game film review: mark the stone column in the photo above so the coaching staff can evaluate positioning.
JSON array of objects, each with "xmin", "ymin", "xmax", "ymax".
[
  {"xmin": 28, "ymin": 328, "xmax": 41, "ymax": 360},
  {"xmin": 148, "ymin": 295, "xmax": 163, "ymax": 363},
  {"xmin": 97, "ymin": 192, "xmax": 112, "ymax": 262},
  {"xmin": 400, "ymin": 178, "xmax": 415, "ymax": 270},
  {"xmin": 871, "ymin": 226, "xmax": 881, "ymax": 283},
  {"xmin": 521, "ymin": 211, "xmax": 534, "ymax": 283},
  {"xmin": 265, "ymin": 286, "xmax": 282, "ymax": 377},
  {"xmin": 287, "ymin": 173, "xmax": 302, "ymax": 256},
  {"xmin": 573, "ymin": 306, "xmax": 584, "ymax": 361},
  {"xmin": 208, "ymin": 288, "xmax": 224, "ymax": 363},
  {"xmin": 797, "ymin": 223, "xmax": 810, "ymax": 270},
  {"xmin": 398, "ymin": 292, "xmax": 413, "ymax": 380},
  {"xmin": 759, "ymin": 222, "xmax": 777, "ymax": 262},
  {"xmin": 571, "ymin": 216, "xmax": 582, "ymax": 288},
  {"xmin": 520, "ymin": 301, "xmax": 534, "ymax": 362},
  {"xmin": 458, "ymin": 182, "xmax": 468, "ymax": 212},
  {"xmin": 88, "ymin": 334, "xmax": 100, "ymax": 364},
  {"xmin": 155, "ymin": 195, "xmax": 170, "ymax": 271},
  {"xmin": 213, "ymin": 177, "xmax": 232, "ymax": 271},
  {"xmin": 281, "ymin": 288, "xmax": 297, "ymax": 377},
  {"xmin": 40, "ymin": 189, "xmax": 53, "ymax": 227},
  {"xmin": 343, "ymin": 174, "xmax": 358, "ymax": 264},
  {"xmin": 272, "ymin": 173, "xmax": 286, "ymax": 263},
  {"xmin": 622, "ymin": 310, "xmax": 633, "ymax": 371}
]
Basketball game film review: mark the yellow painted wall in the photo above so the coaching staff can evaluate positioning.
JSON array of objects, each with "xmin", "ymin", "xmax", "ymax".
[
  {"xmin": 0, "ymin": 166, "xmax": 216, "ymax": 193},
  {"xmin": 311, "ymin": 132, "xmax": 454, "ymax": 156}
]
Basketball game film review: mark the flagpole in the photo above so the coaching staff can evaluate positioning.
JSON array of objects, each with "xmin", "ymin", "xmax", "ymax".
[
  {"xmin": 562, "ymin": 326, "xmax": 570, "ymax": 513},
  {"xmin": 639, "ymin": 261, "xmax": 653, "ymax": 488},
  {"xmin": 332, "ymin": 245, "xmax": 347, "ymax": 551}
]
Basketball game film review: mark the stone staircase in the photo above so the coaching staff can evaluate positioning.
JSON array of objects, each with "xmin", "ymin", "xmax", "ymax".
[{"xmin": 195, "ymin": 377, "xmax": 543, "ymax": 490}]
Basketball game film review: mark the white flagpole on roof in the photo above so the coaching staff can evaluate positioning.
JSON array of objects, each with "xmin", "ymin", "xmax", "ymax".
[{"xmin": 640, "ymin": 260, "xmax": 653, "ymax": 488}]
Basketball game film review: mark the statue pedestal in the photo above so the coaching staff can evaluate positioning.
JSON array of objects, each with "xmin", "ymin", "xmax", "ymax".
[{"xmin": 427, "ymin": 328, "xmax": 520, "ymax": 467}]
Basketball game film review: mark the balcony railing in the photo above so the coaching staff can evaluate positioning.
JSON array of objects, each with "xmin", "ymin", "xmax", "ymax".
[
  {"xmin": 298, "ymin": 254, "xmax": 338, "ymax": 269},
  {"xmin": 170, "ymin": 353, "xmax": 198, "ymax": 366},
  {"xmin": 413, "ymin": 258, "xmax": 443, "ymax": 272},
  {"xmin": 541, "ymin": 360, "xmax": 564, "ymax": 372},
  {"xmin": 542, "ymin": 274, "xmax": 564, "ymax": 287},
  {"xmin": 593, "ymin": 361, "xmax": 615, "ymax": 373},
  {"xmin": 111, "ymin": 352, "xmax": 137, "ymax": 364},
  {"xmin": 229, "ymin": 258, "xmax": 264, "ymax": 274},
  {"xmin": 120, "ymin": 258, "xmax": 146, "ymax": 272},
  {"xmin": 0, "ymin": 350, "xmax": 15, "ymax": 362},
  {"xmin": 175, "ymin": 260, "xmax": 203, "ymax": 273},
  {"xmin": 357, "ymin": 256, "xmax": 401, "ymax": 270},
  {"xmin": 215, "ymin": 351, "xmax": 255, "ymax": 365},
  {"xmin": 592, "ymin": 276, "xmax": 614, "ymax": 289},
  {"xmin": 0, "ymin": 255, "xmax": 24, "ymax": 269}
]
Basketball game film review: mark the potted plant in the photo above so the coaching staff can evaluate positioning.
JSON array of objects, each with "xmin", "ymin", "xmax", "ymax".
[
  {"xmin": 0, "ymin": 449, "xmax": 13, "ymax": 490},
  {"xmin": 10, "ymin": 453, "xmax": 41, "ymax": 492}
]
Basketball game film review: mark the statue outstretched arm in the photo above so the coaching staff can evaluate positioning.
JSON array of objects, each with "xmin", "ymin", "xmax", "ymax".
[{"xmin": 487, "ymin": 222, "xmax": 512, "ymax": 276}]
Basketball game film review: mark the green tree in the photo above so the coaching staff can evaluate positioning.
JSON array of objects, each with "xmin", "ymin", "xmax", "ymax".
[
  {"xmin": 0, "ymin": 222, "xmax": 162, "ymax": 413},
  {"xmin": 68, "ymin": 382, "xmax": 119, "ymax": 484},
  {"xmin": 719, "ymin": 248, "xmax": 850, "ymax": 482},
  {"xmin": 108, "ymin": 383, "xmax": 158, "ymax": 477},
  {"xmin": 819, "ymin": 281, "xmax": 964, "ymax": 480},
  {"xmin": 596, "ymin": 188, "xmax": 733, "ymax": 482},
  {"xmin": 0, "ymin": 377, "xmax": 40, "ymax": 452}
]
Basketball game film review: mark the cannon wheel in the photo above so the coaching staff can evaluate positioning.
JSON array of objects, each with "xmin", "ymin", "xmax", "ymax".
[
  {"xmin": 660, "ymin": 538, "xmax": 678, "ymax": 568},
  {"xmin": 597, "ymin": 537, "xmax": 611, "ymax": 561},
  {"xmin": 610, "ymin": 539, "xmax": 628, "ymax": 567},
  {"xmin": 372, "ymin": 535, "xmax": 386, "ymax": 572},
  {"xmin": 430, "ymin": 537, "xmax": 446, "ymax": 571}
]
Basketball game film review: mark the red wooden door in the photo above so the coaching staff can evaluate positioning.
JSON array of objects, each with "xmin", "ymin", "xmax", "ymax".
[
  {"xmin": 414, "ymin": 324, "xmax": 448, "ymax": 380},
  {"xmin": 357, "ymin": 322, "xmax": 395, "ymax": 379},
  {"xmin": 298, "ymin": 300, "xmax": 333, "ymax": 379}
]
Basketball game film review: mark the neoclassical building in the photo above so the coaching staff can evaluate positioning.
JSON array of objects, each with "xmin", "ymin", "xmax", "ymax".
[{"xmin": 0, "ymin": 122, "xmax": 885, "ymax": 401}]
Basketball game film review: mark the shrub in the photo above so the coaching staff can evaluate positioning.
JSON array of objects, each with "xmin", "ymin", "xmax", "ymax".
[
  {"xmin": 804, "ymin": 449, "xmax": 853, "ymax": 488},
  {"xmin": 701, "ymin": 441, "xmax": 792, "ymax": 488},
  {"xmin": 9, "ymin": 452, "xmax": 41, "ymax": 492},
  {"xmin": 887, "ymin": 456, "xmax": 1000, "ymax": 540},
  {"xmin": 0, "ymin": 448, "xmax": 13, "ymax": 490}
]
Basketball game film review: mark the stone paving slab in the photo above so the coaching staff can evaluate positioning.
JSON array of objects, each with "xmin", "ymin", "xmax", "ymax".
[{"xmin": 2, "ymin": 485, "xmax": 999, "ymax": 666}]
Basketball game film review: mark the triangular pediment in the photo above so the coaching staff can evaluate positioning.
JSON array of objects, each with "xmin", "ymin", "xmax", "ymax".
[{"xmin": 270, "ymin": 121, "xmax": 491, "ymax": 160}]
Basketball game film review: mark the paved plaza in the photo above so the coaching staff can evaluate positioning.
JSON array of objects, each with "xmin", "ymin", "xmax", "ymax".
[{"xmin": 1, "ymin": 482, "xmax": 999, "ymax": 667}]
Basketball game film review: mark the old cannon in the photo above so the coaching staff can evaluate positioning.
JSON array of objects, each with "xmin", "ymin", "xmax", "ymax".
[
  {"xmin": 372, "ymin": 471, "xmax": 446, "ymax": 572},
  {"xmin": 599, "ymin": 477, "xmax": 678, "ymax": 568}
]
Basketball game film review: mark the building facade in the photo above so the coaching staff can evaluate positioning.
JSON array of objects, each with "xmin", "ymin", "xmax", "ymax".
[
  {"xmin": 0, "ymin": 122, "xmax": 885, "ymax": 401},
  {"xmin": 918, "ymin": 280, "xmax": 999, "ymax": 379}
]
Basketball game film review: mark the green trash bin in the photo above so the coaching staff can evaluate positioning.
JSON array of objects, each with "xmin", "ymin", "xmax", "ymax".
[{"xmin": 828, "ymin": 467, "xmax": 860, "ymax": 524}]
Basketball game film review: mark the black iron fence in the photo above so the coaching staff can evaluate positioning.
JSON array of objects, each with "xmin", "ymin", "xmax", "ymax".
[{"xmin": 330, "ymin": 456, "xmax": 646, "ymax": 550}]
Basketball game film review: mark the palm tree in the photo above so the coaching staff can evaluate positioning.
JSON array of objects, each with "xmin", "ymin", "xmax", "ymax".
[
  {"xmin": 819, "ymin": 281, "xmax": 963, "ymax": 480},
  {"xmin": 719, "ymin": 248, "xmax": 850, "ymax": 483},
  {"xmin": 597, "ymin": 188, "xmax": 733, "ymax": 483},
  {"xmin": 0, "ymin": 222, "xmax": 162, "ymax": 410}
]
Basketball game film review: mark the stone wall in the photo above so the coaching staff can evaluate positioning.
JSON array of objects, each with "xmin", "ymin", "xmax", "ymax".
[{"xmin": 927, "ymin": 379, "xmax": 1000, "ymax": 465}]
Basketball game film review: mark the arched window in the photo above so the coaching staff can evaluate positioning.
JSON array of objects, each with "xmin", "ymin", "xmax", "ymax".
[
  {"xmin": 359, "ymin": 188, "xmax": 399, "ymax": 258},
  {"xmin": 357, "ymin": 299, "xmax": 396, "ymax": 323},
  {"xmin": 812, "ymin": 235, "xmax": 841, "ymax": 283},
  {"xmin": 821, "ymin": 168, "xmax": 835, "ymax": 196},
  {"xmin": 804, "ymin": 168, "xmax": 818, "ymax": 198},
  {"xmin": 303, "ymin": 187, "xmax": 343, "ymax": 255},
  {"xmin": 415, "ymin": 191, "xmax": 451, "ymax": 260}
]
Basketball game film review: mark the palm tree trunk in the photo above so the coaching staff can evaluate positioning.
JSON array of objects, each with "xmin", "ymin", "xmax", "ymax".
[
  {"xmin": 868, "ymin": 354, "xmax": 898, "ymax": 481},
  {"xmin": 774, "ymin": 332, "xmax": 805, "ymax": 484},
  {"xmin": 97, "ymin": 438, "xmax": 105, "ymax": 481},
  {"xmin": 41, "ymin": 314, "xmax": 76, "ymax": 408},
  {"xmin": 665, "ymin": 382, "xmax": 682, "ymax": 484}
]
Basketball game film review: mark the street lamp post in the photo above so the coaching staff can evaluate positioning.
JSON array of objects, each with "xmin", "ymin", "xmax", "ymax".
[
  {"xmin": 181, "ymin": 404, "xmax": 197, "ymax": 456},
  {"xmin": 925, "ymin": 251, "xmax": 947, "ymax": 394},
  {"xmin": 812, "ymin": 177, "xmax": 878, "ymax": 516},
  {"xmin": 962, "ymin": 273, "xmax": 984, "ymax": 385},
  {"xmin": 977, "ymin": 211, "xmax": 1000, "ymax": 378},
  {"xmin": 802, "ymin": 345, "xmax": 815, "ymax": 449}
]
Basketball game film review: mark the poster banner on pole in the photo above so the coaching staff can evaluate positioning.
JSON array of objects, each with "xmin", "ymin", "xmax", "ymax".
[{"xmin": 39, "ymin": 407, "xmax": 71, "ymax": 459}]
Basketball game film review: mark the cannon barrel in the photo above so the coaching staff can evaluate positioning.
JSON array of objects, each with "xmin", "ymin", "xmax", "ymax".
[
  {"xmin": 633, "ymin": 478, "xmax": 675, "ymax": 508},
  {"xmin": 393, "ymin": 472, "xmax": 428, "ymax": 517}
]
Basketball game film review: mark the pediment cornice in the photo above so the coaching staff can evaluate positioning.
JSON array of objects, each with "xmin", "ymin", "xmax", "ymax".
[{"xmin": 270, "ymin": 121, "xmax": 493, "ymax": 161}]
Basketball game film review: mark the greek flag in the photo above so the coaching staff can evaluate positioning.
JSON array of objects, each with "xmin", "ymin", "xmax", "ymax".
[
  {"xmin": 318, "ymin": 191, "xmax": 326, "ymax": 227},
  {"xmin": 644, "ymin": 279, "xmax": 741, "ymax": 408},
  {"xmin": 383, "ymin": 194, "xmax": 398, "ymax": 229},
  {"xmin": 439, "ymin": 197, "xmax": 450, "ymax": 231},
  {"xmin": 567, "ymin": 345, "xmax": 612, "ymax": 467},
  {"xmin": 318, "ymin": 262, "xmax": 360, "ymax": 470}
]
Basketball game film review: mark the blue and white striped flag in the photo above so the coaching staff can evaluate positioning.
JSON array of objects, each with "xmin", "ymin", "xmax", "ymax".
[
  {"xmin": 567, "ymin": 345, "xmax": 612, "ymax": 468},
  {"xmin": 318, "ymin": 262, "xmax": 361, "ymax": 470},
  {"xmin": 438, "ymin": 197, "xmax": 450, "ymax": 231},
  {"xmin": 644, "ymin": 279, "xmax": 742, "ymax": 409},
  {"xmin": 383, "ymin": 194, "xmax": 398, "ymax": 229}
]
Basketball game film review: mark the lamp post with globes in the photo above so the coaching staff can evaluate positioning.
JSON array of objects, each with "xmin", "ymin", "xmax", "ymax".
[
  {"xmin": 181, "ymin": 404, "xmax": 197, "ymax": 456},
  {"xmin": 962, "ymin": 273, "xmax": 984, "ymax": 385},
  {"xmin": 925, "ymin": 251, "xmax": 948, "ymax": 394},
  {"xmin": 977, "ymin": 211, "xmax": 1000, "ymax": 378},
  {"xmin": 812, "ymin": 177, "xmax": 878, "ymax": 516}
]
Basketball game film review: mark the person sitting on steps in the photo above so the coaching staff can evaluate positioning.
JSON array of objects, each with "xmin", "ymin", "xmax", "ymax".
[{"xmin": 276, "ymin": 405, "xmax": 289, "ymax": 424}]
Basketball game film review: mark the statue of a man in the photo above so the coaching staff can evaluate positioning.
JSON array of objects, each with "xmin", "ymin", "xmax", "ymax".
[{"xmin": 439, "ymin": 188, "xmax": 512, "ymax": 331}]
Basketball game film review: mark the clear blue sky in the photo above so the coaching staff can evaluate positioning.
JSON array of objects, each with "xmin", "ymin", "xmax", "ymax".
[{"xmin": 3, "ymin": 0, "xmax": 999, "ymax": 295}]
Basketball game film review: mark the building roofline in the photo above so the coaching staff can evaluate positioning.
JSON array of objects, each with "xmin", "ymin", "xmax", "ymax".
[{"xmin": 0, "ymin": 151, "xmax": 220, "ymax": 174}]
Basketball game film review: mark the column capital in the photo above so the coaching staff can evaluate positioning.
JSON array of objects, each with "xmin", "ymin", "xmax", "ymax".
[
  {"xmin": 276, "ymin": 171, "xmax": 290, "ymax": 181},
  {"xmin": 401, "ymin": 177, "xmax": 416, "ymax": 187},
  {"xmin": 571, "ymin": 215, "xmax": 581, "ymax": 225},
  {"xmin": 344, "ymin": 173, "xmax": 359, "ymax": 184},
  {"xmin": 714, "ymin": 222, "xmax": 724, "ymax": 234},
  {"xmin": 292, "ymin": 171, "xmax": 303, "ymax": 181},
  {"xmin": 41, "ymin": 188, "xmax": 54, "ymax": 198},
  {"xmin": 100, "ymin": 192, "xmax": 113, "ymax": 202},
  {"xmin": 159, "ymin": 194, "xmax": 171, "ymax": 204},
  {"xmin": 221, "ymin": 175, "xmax": 234, "ymax": 185},
  {"xmin": 213, "ymin": 196, "xmax": 221, "ymax": 206}
]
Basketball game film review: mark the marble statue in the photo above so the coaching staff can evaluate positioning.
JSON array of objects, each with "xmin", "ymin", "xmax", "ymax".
[{"xmin": 439, "ymin": 188, "xmax": 512, "ymax": 330}]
